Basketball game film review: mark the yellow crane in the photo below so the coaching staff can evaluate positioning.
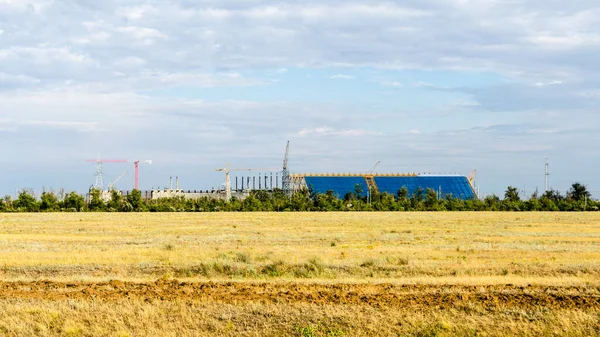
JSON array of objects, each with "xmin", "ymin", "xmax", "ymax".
[
  {"xmin": 469, "ymin": 170, "xmax": 477, "ymax": 187},
  {"xmin": 108, "ymin": 168, "xmax": 128, "ymax": 191},
  {"xmin": 364, "ymin": 160, "xmax": 381, "ymax": 193},
  {"xmin": 368, "ymin": 160, "xmax": 381, "ymax": 174},
  {"xmin": 216, "ymin": 164, "xmax": 278, "ymax": 201}
]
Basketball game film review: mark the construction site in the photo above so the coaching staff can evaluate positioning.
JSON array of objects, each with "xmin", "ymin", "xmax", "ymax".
[{"xmin": 87, "ymin": 142, "xmax": 478, "ymax": 202}]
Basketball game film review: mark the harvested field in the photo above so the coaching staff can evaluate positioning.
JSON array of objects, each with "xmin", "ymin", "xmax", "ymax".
[
  {"xmin": 0, "ymin": 212, "xmax": 599, "ymax": 336},
  {"xmin": 1, "ymin": 280, "xmax": 599, "ymax": 310}
]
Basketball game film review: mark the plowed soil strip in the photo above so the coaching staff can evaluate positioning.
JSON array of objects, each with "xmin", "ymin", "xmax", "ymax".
[{"xmin": 1, "ymin": 280, "xmax": 599, "ymax": 310}]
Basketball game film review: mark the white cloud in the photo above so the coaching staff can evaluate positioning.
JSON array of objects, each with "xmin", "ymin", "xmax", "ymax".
[
  {"xmin": 273, "ymin": 68, "xmax": 288, "ymax": 74},
  {"xmin": 117, "ymin": 5, "xmax": 158, "ymax": 21},
  {"xmin": 534, "ymin": 80, "xmax": 563, "ymax": 87},
  {"xmin": 380, "ymin": 81, "xmax": 403, "ymax": 88},
  {"xmin": 24, "ymin": 120, "xmax": 101, "ymax": 132},
  {"xmin": 330, "ymin": 74, "xmax": 355, "ymax": 80},
  {"xmin": 116, "ymin": 26, "xmax": 167, "ymax": 45},
  {"xmin": 297, "ymin": 127, "xmax": 382, "ymax": 137},
  {"xmin": 0, "ymin": 73, "xmax": 40, "ymax": 85}
]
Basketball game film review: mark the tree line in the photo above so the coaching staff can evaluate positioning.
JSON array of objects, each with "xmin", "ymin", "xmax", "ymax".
[{"xmin": 0, "ymin": 182, "xmax": 596, "ymax": 212}]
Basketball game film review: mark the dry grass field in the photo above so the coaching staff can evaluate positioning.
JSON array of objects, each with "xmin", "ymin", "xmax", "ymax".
[{"xmin": 0, "ymin": 212, "xmax": 599, "ymax": 336}]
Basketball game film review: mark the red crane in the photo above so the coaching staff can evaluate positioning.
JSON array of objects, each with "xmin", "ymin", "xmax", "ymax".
[{"xmin": 133, "ymin": 160, "xmax": 152, "ymax": 190}]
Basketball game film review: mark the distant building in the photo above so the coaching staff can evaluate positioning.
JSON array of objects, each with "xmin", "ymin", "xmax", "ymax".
[{"xmin": 289, "ymin": 173, "xmax": 477, "ymax": 200}]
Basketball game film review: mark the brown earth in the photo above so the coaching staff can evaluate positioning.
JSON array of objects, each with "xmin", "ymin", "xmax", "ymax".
[{"xmin": 0, "ymin": 280, "xmax": 598, "ymax": 310}]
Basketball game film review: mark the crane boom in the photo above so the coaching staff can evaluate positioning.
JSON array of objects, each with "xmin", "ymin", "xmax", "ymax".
[
  {"xmin": 108, "ymin": 169, "xmax": 128, "ymax": 191},
  {"xmin": 86, "ymin": 159, "xmax": 128, "ymax": 163},
  {"xmin": 368, "ymin": 160, "xmax": 381, "ymax": 174}
]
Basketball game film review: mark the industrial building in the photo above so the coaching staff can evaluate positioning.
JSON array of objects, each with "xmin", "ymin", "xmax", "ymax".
[{"xmin": 288, "ymin": 173, "xmax": 477, "ymax": 200}]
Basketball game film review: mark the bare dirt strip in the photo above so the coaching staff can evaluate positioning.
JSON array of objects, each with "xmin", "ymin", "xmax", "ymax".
[{"xmin": 0, "ymin": 280, "xmax": 599, "ymax": 310}]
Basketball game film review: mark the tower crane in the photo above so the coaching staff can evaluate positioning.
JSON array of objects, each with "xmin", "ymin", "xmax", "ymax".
[
  {"xmin": 216, "ymin": 164, "xmax": 278, "ymax": 201},
  {"xmin": 469, "ymin": 170, "xmax": 476, "ymax": 187},
  {"xmin": 134, "ymin": 160, "xmax": 152, "ymax": 190},
  {"xmin": 469, "ymin": 169, "xmax": 478, "ymax": 198},
  {"xmin": 282, "ymin": 141, "xmax": 291, "ymax": 196},
  {"xmin": 108, "ymin": 168, "xmax": 128, "ymax": 191},
  {"xmin": 364, "ymin": 160, "xmax": 381, "ymax": 193}
]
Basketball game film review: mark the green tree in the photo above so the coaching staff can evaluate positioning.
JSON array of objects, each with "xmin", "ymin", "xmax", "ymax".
[
  {"xmin": 397, "ymin": 187, "xmax": 409, "ymax": 201},
  {"xmin": 13, "ymin": 190, "xmax": 39, "ymax": 212},
  {"xmin": 271, "ymin": 188, "xmax": 289, "ymax": 211},
  {"xmin": 290, "ymin": 189, "xmax": 313, "ymax": 211},
  {"xmin": 314, "ymin": 190, "xmax": 341, "ymax": 211},
  {"xmin": 354, "ymin": 184, "xmax": 364, "ymax": 200},
  {"xmin": 251, "ymin": 190, "xmax": 272, "ymax": 211},
  {"xmin": 40, "ymin": 192, "xmax": 59, "ymax": 211},
  {"xmin": 444, "ymin": 195, "xmax": 465, "ymax": 211},
  {"xmin": 107, "ymin": 190, "xmax": 123, "ymax": 211},
  {"xmin": 410, "ymin": 187, "xmax": 425, "ymax": 210},
  {"xmin": 425, "ymin": 188, "xmax": 439, "ymax": 210},
  {"xmin": 524, "ymin": 198, "xmax": 541, "ymax": 211},
  {"xmin": 568, "ymin": 182, "xmax": 591, "ymax": 202},
  {"xmin": 0, "ymin": 195, "xmax": 11, "ymax": 212},
  {"xmin": 484, "ymin": 195, "xmax": 500, "ymax": 210},
  {"xmin": 242, "ymin": 194, "xmax": 262, "ymax": 211},
  {"xmin": 126, "ymin": 189, "xmax": 144, "ymax": 211},
  {"xmin": 504, "ymin": 186, "xmax": 520, "ymax": 202},
  {"xmin": 88, "ymin": 188, "xmax": 105, "ymax": 211},
  {"xmin": 62, "ymin": 192, "xmax": 85, "ymax": 212},
  {"xmin": 542, "ymin": 189, "xmax": 563, "ymax": 201},
  {"xmin": 377, "ymin": 192, "xmax": 397, "ymax": 211}
]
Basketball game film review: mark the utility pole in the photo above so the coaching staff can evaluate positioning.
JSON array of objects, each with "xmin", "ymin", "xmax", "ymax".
[
  {"xmin": 545, "ymin": 158, "xmax": 550, "ymax": 193},
  {"xmin": 282, "ymin": 141, "xmax": 291, "ymax": 197}
]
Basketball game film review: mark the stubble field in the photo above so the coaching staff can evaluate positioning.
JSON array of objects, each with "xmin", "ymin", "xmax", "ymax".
[{"xmin": 0, "ymin": 212, "xmax": 599, "ymax": 336}]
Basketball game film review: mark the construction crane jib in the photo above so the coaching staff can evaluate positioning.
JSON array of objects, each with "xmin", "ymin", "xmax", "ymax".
[
  {"xmin": 108, "ymin": 169, "xmax": 128, "ymax": 191},
  {"xmin": 368, "ymin": 161, "xmax": 381, "ymax": 174}
]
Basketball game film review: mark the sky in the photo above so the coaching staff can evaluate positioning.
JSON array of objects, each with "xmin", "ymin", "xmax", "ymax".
[{"xmin": 1, "ymin": 0, "xmax": 599, "ymax": 198}]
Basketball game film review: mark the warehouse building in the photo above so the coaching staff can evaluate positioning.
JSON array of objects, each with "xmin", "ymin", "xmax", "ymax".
[{"xmin": 289, "ymin": 173, "xmax": 477, "ymax": 200}]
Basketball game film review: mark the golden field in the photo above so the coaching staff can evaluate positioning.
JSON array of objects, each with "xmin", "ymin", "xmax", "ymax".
[{"xmin": 0, "ymin": 212, "xmax": 599, "ymax": 336}]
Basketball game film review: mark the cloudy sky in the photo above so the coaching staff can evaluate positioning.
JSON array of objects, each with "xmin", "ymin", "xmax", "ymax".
[{"xmin": 1, "ymin": 0, "xmax": 599, "ymax": 197}]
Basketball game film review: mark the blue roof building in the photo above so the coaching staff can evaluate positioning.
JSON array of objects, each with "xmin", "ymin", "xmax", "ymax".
[{"xmin": 296, "ymin": 173, "xmax": 476, "ymax": 200}]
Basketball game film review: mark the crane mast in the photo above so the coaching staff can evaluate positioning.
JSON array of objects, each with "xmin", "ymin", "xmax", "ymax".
[{"xmin": 134, "ymin": 160, "xmax": 152, "ymax": 190}]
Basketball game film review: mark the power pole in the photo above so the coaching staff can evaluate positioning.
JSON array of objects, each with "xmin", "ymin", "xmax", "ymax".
[
  {"xmin": 545, "ymin": 158, "xmax": 550, "ymax": 193},
  {"xmin": 86, "ymin": 158, "xmax": 128, "ymax": 191}
]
